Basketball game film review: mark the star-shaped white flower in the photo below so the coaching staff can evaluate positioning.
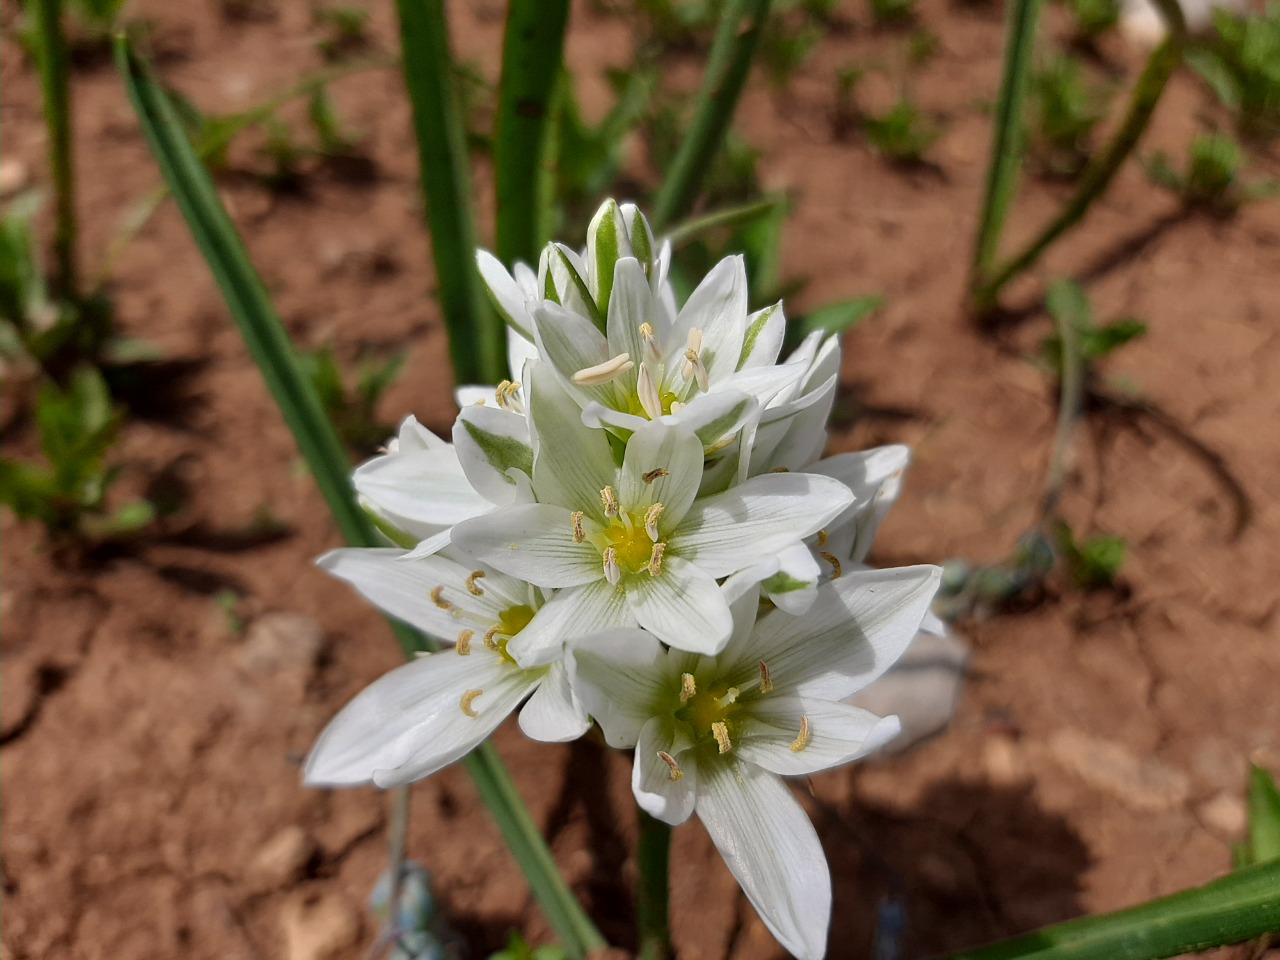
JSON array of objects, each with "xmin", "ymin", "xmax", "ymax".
[
  {"xmin": 304, "ymin": 547, "xmax": 587, "ymax": 788},
  {"xmin": 571, "ymin": 566, "xmax": 941, "ymax": 960},
  {"xmin": 451, "ymin": 362, "xmax": 855, "ymax": 665}
]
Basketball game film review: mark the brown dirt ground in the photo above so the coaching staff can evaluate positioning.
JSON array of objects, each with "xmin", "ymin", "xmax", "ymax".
[{"xmin": 3, "ymin": 1, "xmax": 1279, "ymax": 958}]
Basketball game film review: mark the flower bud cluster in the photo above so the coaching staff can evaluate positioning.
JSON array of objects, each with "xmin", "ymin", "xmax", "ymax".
[{"xmin": 305, "ymin": 199, "xmax": 942, "ymax": 960}]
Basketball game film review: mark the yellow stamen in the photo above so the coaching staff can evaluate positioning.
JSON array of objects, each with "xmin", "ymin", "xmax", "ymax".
[
  {"xmin": 600, "ymin": 485, "xmax": 619, "ymax": 518},
  {"xmin": 820, "ymin": 551, "xmax": 843, "ymax": 578},
  {"xmin": 657, "ymin": 751, "xmax": 684, "ymax": 782},
  {"xmin": 643, "ymin": 468, "xmax": 670, "ymax": 484},
  {"xmin": 758, "ymin": 660, "xmax": 774, "ymax": 693},
  {"xmin": 430, "ymin": 586, "xmax": 452, "ymax": 610},
  {"xmin": 817, "ymin": 529, "xmax": 829, "ymax": 546},
  {"xmin": 572, "ymin": 353, "xmax": 634, "ymax": 386},
  {"xmin": 679, "ymin": 673, "xmax": 697, "ymax": 703},
  {"xmin": 466, "ymin": 571, "xmax": 486, "ymax": 596},
  {"xmin": 483, "ymin": 626, "xmax": 501, "ymax": 651},
  {"xmin": 495, "ymin": 380, "xmax": 523, "ymax": 410},
  {"xmin": 771, "ymin": 466, "xmax": 790, "ymax": 473},
  {"xmin": 644, "ymin": 502, "xmax": 664, "ymax": 541},
  {"xmin": 456, "ymin": 630, "xmax": 474, "ymax": 655},
  {"xmin": 790, "ymin": 715, "xmax": 812, "ymax": 753},
  {"xmin": 460, "ymin": 690, "xmax": 483, "ymax": 718},
  {"xmin": 636, "ymin": 362, "xmax": 663, "ymax": 420},
  {"xmin": 647, "ymin": 542, "xmax": 665, "ymax": 577},
  {"xmin": 712, "ymin": 721, "xmax": 732, "ymax": 755},
  {"xmin": 571, "ymin": 510, "xmax": 586, "ymax": 543},
  {"xmin": 639, "ymin": 322, "xmax": 663, "ymax": 365}
]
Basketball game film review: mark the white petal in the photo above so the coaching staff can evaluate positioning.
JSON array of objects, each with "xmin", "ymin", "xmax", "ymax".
[
  {"xmin": 572, "ymin": 627, "xmax": 675, "ymax": 747},
  {"xmin": 627, "ymin": 555, "xmax": 734, "ymax": 654},
  {"xmin": 761, "ymin": 542, "xmax": 821, "ymax": 615},
  {"xmin": 353, "ymin": 444, "xmax": 492, "ymax": 533},
  {"xmin": 451, "ymin": 504, "xmax": 601, "ymax": 588},
  {"xmin": 533, "ymin": 303, "xmax": 612, "ymax": 404},
  {"xmin": 507, "ymin": 578, "xmax": 633, "ymax": 668},
  {"xmin": 666, "ymin": 389, "xmax": 756, "ymax": 448},
  {"xmin": 809, "ymin": 445, "xmax": 910, "ymax": 563},
  {"xmin": 518, "ymin": 661, "xmax": 590, "ymax": 742},
  {"xmin": 714, "ymin": 361, "xmax": 807, "ymax": 409},
  {"xmin": 304, "ymin": 650, "xmax": 534, "ymax": 788},
  {"xmin": 633, "ymin": 716, "xmax": 698, "ymax": 825},
  {"xmin": 672, "ymin": 473, "xmax": 854, "ymax": 578},
  {"xmin": 580, "ymin": 401, "xmax": 651, "ymax": 435},
  {"xmin": 546, "ymin": 243, "xmax": 594, "ymax": 319},
  {"xmin": 526, "ymin": 362, "xmax": 618, "ymax": 517},
  {"xmin": 619, "ymin": 421, "xmax": 704, "ymax": 528},
  {"xmin": 605, "ymin": 257, "xmax": 656, "ymax": 370},
  {"xmin": 753, "ymin": 374, "xmax": 838, "ymax": 474},
  {"xmin": 696, "ymin": 762, "xmax": 831, "ymax": 960},
  {"xmin": 317, "ymin": 548, "xmax": 500, "ymax": 641},
  {"xmin": 670, "ymin": 255, "xmax": 747, "ymax": 383},
  {"xmin": 737, "ymin": 301, "xmax": 785, "ymax": 370},
  {"xmin": 394, "ymin": 415, "xmax": 448, "ymax": 453},
  {"xmin": 477, "ymin": 249, "xmax": 534, "ymax": 339},
  {"xmin": 722, "ymin": 566, "xmax": 942, "ymax": 701},
  {"xmin": 506, "ymin": 324, "xmax": 539, "ymax": 380},
  {"xmin": 453, "ymin": 404, "xmax": 533, "ymax": 505},
  {"xmin": 455, "ymin": 384, "xmax": 495, "ymax": 408},
  {"xmin": 736, "ymin": 695, "xmax": 901, "ymax": 776}
]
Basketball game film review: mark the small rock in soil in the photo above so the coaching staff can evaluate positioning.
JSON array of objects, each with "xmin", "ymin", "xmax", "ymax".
[
  {"xmin": 280, "ymin": 890, "xmax": 361, "ymax": 960},
  {"xmin": 0, "ymin": 159, "xmax": 29, "ymax": 197},
  {"xmin": 1048, "ymin": 729, "xmax": 1191, "ymax": 812},
  {"xmin": 249, "ymin": 825, "xmax": 315, "ymax": 892},
  {"xmin": 237, "ymin": 611, "xmax": 324, "ymax": 693},
  {"xmin": 1197, "ymin": 792, "xmax": 1247, "ymax": 839}
]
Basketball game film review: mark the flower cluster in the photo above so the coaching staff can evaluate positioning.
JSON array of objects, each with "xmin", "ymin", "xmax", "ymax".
[{"xmin": 305, "ymin": 200, "xmax": 942, "ymax": 960}]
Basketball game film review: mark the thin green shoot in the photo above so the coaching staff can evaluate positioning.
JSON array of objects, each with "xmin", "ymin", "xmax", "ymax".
[
  {"xmin": 1187, "ymin": 4, "xmax": 1280, "ymax": 142},
  {"xmin": 864, "ymin": 97, "xmax": 940, "ymax": 164},
  {"xmin": 1144, "ymin": 131, "xmax": 1279, "ymax": 213},
  {"xmin": 1027, "ymin": 53, "xmax": 1110, "ymax": 178},
  {"xmin": 314, "ymin": 3, "xmax": 373, "ymax": 62},
  {"xmin": 295, "ymin": 342, "xmax": 407, "ymax": 455}
]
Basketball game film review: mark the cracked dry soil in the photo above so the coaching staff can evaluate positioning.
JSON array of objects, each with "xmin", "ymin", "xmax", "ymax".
[{"xmin": 3, "ymin": 1, "xmax": 1280, "ymax": 958}]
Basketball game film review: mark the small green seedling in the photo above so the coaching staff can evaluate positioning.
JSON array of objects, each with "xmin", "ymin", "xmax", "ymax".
[
  {"xmin": 308, "ymin": 86, "xmax": 362, "ymax": 157},
  {"xmin": 1027, "ymin": 54, "xmax": 1109, "ymax": 178},
  {"xmin": 831, "ymin": 64, "xmax": 866, "ymax": 138},
  {"xmin": 1065, "ymin": 0, "xmax": 1121, "ymax": 40},
  {"xmin": 1145, "ymin": 131, "xmax": 1279, "ymax": 213},
  {"xmin": 864, "ymin": 97, "xmax": 940, "ymax": 164},
  {"xmin": 0, "ymin": 366, "xmax": 153, "ymax": 542},
  {"xmin": 870, "ymin": 0, "xmax": 917, "ymax": 28},
  {"xmin": 1041, "ymin": 279, "xmax": 1147, "ymax": 380},
  {"xmin": 313, "ymin": 3, "xmax": 372, "ymax": 62},
  {"xmin": 784, "ymin": 295, "xmax": 885, "ymax": 353},
  {"xmin": 1188, "ymin": 5, "xmax": 1280, "ymax": 142},
  {"xmin": 1235, "ymin": 763, "xmax": 1280, "ymax": 868},
  {"xmin": 488, "ymin": 932, "xmax": 570, "ymax": 960},
  {"xmin": 1053, "ymin": 520, "xmax": 1126, "ymax": 588},
  {"xmin": 759, "ymin": 21, "xmax": 822, "ymax": 88},
  {"xmin": 296, "ymin": 342, "xmax": 407, "ymax": 455}
]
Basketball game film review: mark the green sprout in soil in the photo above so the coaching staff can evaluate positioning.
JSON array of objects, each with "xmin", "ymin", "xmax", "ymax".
[
  {"xmin": 1027, "ymin": 53, "xmax": 1110, "ymax": 178},
  {"xmin": 0, "ymin": 366, "xmax": 154, "ymax": 544},
  {"xmin": 831, "ymin": 63, "xmax": 866, "ymax": 138},
  {"xmin": 313, "ymin": 3, "xmax": 373, "ymax": 62},
  {"xmin": 1145, "ymin": 131, "xmax": 1279, "ymax": 214},
  {"xmin": 295, "ymin": 342, "xmax": 407, "ymax": 456},
  {"xmin": 1187, "ymin": 4, "xmax": 1280, "ymax": 143},
  {"xmin": 864, "ymin": 97, "xmax": 940, "ymax": 165}
]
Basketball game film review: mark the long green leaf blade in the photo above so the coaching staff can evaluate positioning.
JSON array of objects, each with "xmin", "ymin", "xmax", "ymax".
[
  {"xmin": 393, "ymin": 0, "xmax": 506, "ymax": 385},
  {"xmin": 32, "ymin": 0, "xmax": 78, "ymax": 299},
  {"xmin": 494, "ymin": 0, "xmax": 569, "ymax": 267},
  {"xmin": 116, "ymin": 39, "xmax": 605, "ymax": 958},
  {"xmin": 949, "ymin": 859, "xmax": 1280, "ymax": 960},
  {"xmin": 650, "ymin": 0, "xmax": 773, "ymax": 229}
]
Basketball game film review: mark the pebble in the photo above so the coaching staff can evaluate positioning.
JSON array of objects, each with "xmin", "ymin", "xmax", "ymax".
[
  {"xmin": 1197, "ymin": 792, "xmax": 1247, "ymax": 839},
  {"xmin": 248, "ymin": 825, "xmax": 315, "ymax": 893},
  {"xmin": 1048, "ymin": 729, "xmax": 1191, "ymax": 812},
  {"xmin": 280, "ymin": 891, "xmax": 361, "ymax": 960},
  {"xmin": 237, "ymin": 612, "xmax": 324, "ymax": 692}
]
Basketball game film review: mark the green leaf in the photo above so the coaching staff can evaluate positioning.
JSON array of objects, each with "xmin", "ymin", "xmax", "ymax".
[
  {"xmin": 393, "ymin": 0, "xmax": 505, "ymax": 385},
  {"xmin": 1244, "ymin": 763, "xmax": 1280, "ymax": 865},
  {"xmin": 948, "ymin": 858, "xmax": 1280, "ymax": 960},
  {"xmin": 1082, "ymin": 317, "xmax": 1146, "ymax": 360},
  {"xmin": 794, "ymin": 296, "xmax": 884, "ymax": 343}
]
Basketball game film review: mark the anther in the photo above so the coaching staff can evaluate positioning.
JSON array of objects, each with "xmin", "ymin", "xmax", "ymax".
[
  {"xmin": 820, "ymin": 551, "xmax": 843, "ymax": 578},
  {"xmin": 657, "ymin": 751, "xmax": 684, "ymax": 782},
  {"xmin": 466, "ymin": 570, "xmax": 486, "ymax": 596},
  {"xmin": 430, "ymin": 586, "xmax": 453, "ymax": 610},
  {"xmin": 571, "ymin": 510, "xmax": 586, "ymax": 543},
  {"xmin": 636, "ymin": 362, "xmax": 663, "ymax": 420},
  {"xmin": 572, "ymin": 353, "xmax": 634, "ymax": 386},
  {"xmin": 600, "ymin": 485, "xmax": 619, "ymax": 518},
  {"xmin": 712, "ymin": 721, "xmax": 732, "ymax": 755},
  {"xmin": 647, "ymin": 542, "xmax": 665, "ymax": 577},
  {"xmin": 644, "ymin": 502, "xmax": 664, "ymax": 541},
  {"xmin": 679, "ymin": 673, "xmax": 697, "ymax": 703},
  {"xmin": 495, "ymin": 380, "xmax": 522, "ymax": 410},
  {"xmin": 460, "ymin": 689, "xmax": 484, "ymax": 718},
  {"xmin": 483, "ymin": 626, "xmax": 501, "ymax": 651},
  {"xmin": 758, "ymin": 660, "xmax": 774, "ymax": 693},
  {"xmin": 603, "ymin": 547, "xmax": 621, "ymax": 586},
  {"xmin": 642, "ymin": 468, "xmax": 670, "ymax": 484},
  {"xmin": 771, "ymin": 466, "xmax": 790, "ymax": 473},
  {"xmin": 683, "ymin": 348, "xmax": 710, "ymax": 392},
  {"xmin": 456, "ymin": 630, "xmax": 474, "ymax": 655},
  {"xmin": 817, "ymin": 529, "xmax": 829, "ymax": 546},
  {"xmin": 790, "ymin": 715, "xmax": 812, "ymax": 753}
]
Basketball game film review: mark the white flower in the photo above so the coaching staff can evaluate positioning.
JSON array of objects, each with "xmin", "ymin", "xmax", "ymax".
[
  {"xmin": 571, "ymin": 566, "xmax": 942, "ymax": 960},
  {"xmin": 451, "ymin": 362, "xmax": 855, "ymax": 665},
  {"xmin": 304, "ymin": 546, "xmax": 587, "ymax": 788}
]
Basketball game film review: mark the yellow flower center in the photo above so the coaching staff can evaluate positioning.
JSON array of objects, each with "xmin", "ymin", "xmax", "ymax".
[
  {"xmin": 625, "ymin": 389, "xmax": 680, "ymax": 420},
  {"xmin": 677, "ymin": 682, "xmax": 741, "ymax": 751},
  {"xmin": 602, "ymin": 512, "xmax": 657, "ymax": 574}
]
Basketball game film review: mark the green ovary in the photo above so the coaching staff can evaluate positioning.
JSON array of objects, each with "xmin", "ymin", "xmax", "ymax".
[
  {"xmin": 602, "ymin": 512, "xmax": 656, "ymax": 573},
  {"xmin": 677, "ymin": 684, "xmax": 740, "ymax": 740},
  {"xmin": 625, "ymin": 389, "xmax": 680, "ymax": 420},
  {"xmin": 492, "ymin": 604, "xmax": 536, "ymax": 665}
]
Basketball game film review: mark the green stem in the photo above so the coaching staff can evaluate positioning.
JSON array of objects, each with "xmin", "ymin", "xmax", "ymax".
[
  {"xmin": 116, "ymin": 40, "xmax": 606, "ymax": 958},
  {"xmin": 650, "ymin": 0, "xmax": 773, "ymax": 230},
  {"xmin": 494, "ymin": 0, "xmax": 570, "ymax": 268},
  {"xmin": 972, "ymin": 0, "xmax": 1187, "ymax": 313},
  {"xmin": 32, "ymin": 0, "xmax": 78, "ymax": 300},
  {"xmin": 948, "ymin": 858, "xmax": 1280, "ymax": 960},
  {"xmin": 665, "ymin": 193, "xmax": 789, "ymax": 248},
  {"xmin": 636, "ymin": 809, "xmax": 673, "ymax": 960},
  {"xmin": 393, "ymin": 0, "xmax": 506, "ymax": 385},
  {"xmin": 969, "ymin": 0, "xmax": 1042, "ymax": 292}
]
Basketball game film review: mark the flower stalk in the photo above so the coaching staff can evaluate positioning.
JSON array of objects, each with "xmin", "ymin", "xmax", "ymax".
[
  {"xmin": 636, "ymin": 809, "xmax": 673, "ymax": 960},
  {"xmin": 32, "ymin": 0, "xmax": 78, "ymax": 300}
]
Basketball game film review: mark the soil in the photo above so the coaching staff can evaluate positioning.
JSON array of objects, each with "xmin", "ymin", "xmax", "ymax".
[{"xmin": 2, "ymin": 1, "xmax": 1279, "ymax": 959}]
